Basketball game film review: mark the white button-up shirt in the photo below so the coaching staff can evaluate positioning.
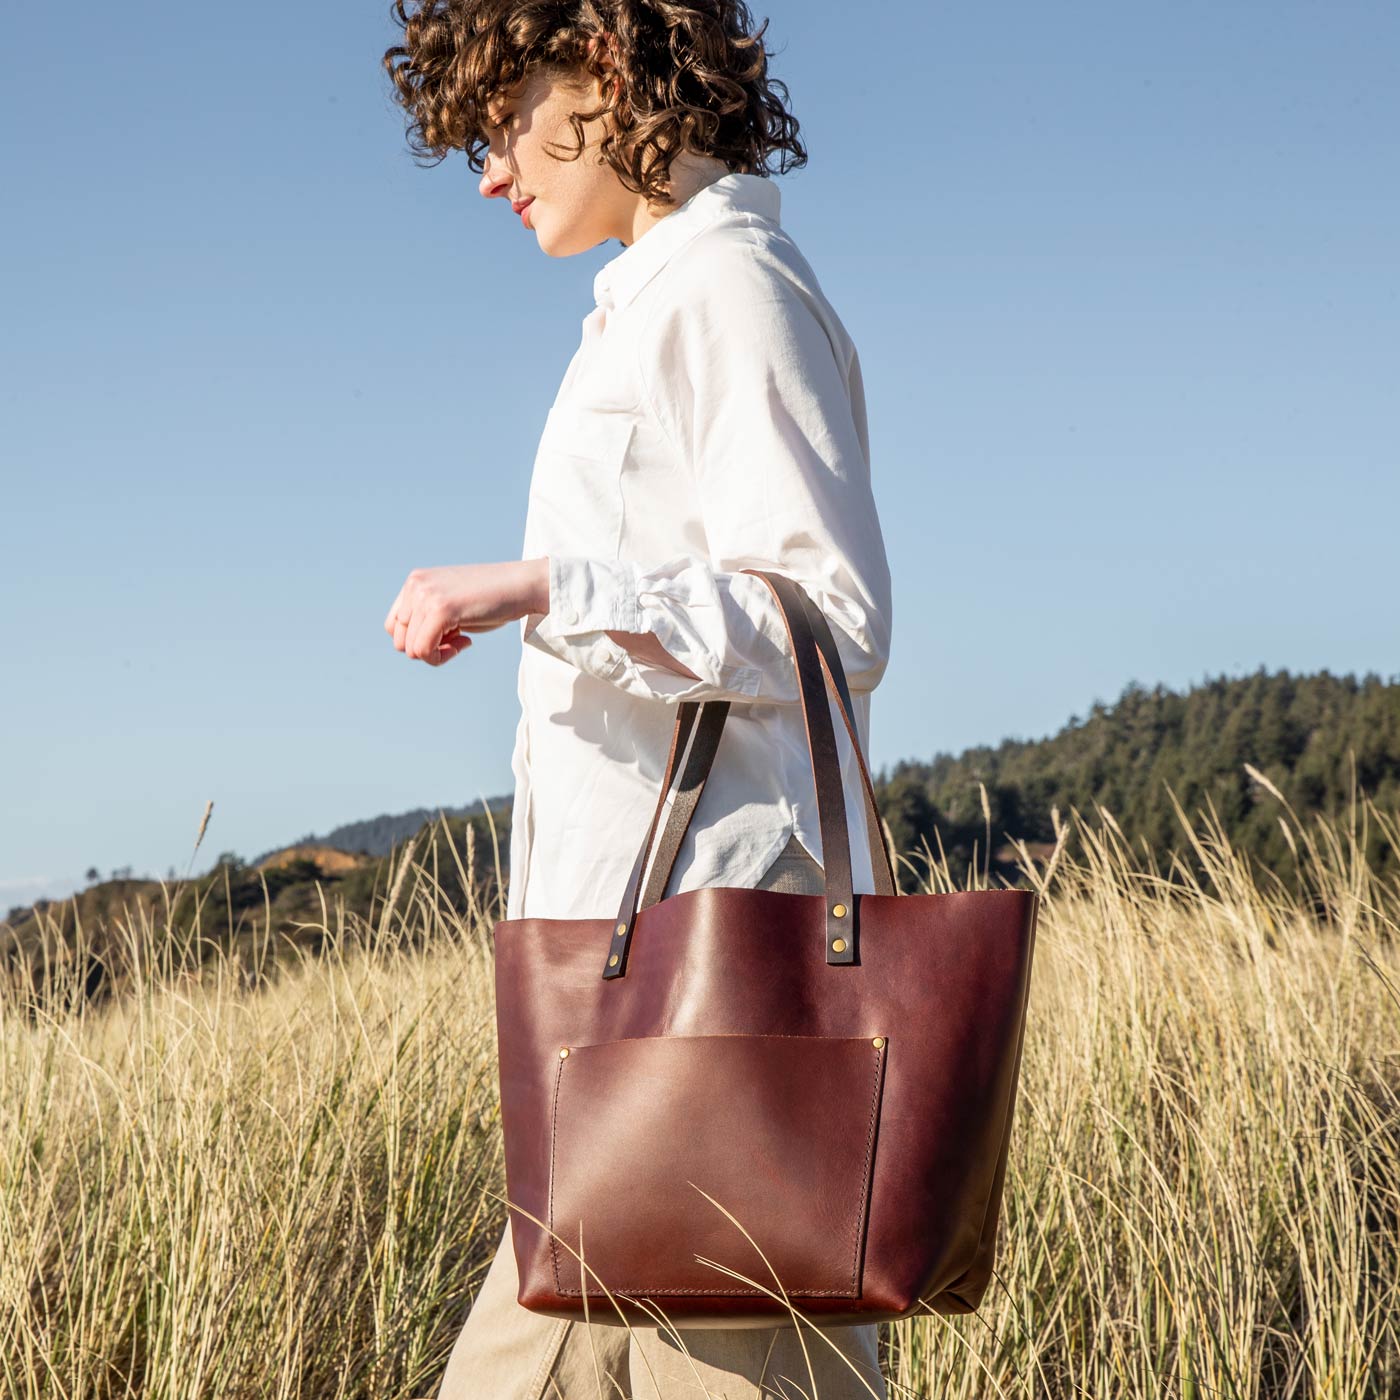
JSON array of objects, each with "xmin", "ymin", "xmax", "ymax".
[{"xmin": 507, "ymin": 171, "xmax": 892, "ymax": 920}]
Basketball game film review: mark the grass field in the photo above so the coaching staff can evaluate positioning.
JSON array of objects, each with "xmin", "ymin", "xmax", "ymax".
[{"xmin": 2, "ymin": 780, "xmax": 1397, "ymax": 1399}]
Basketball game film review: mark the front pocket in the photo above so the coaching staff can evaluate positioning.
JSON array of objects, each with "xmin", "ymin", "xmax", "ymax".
[
  {"xmin": 547, "ymin": 1032, "xmax": 888, "ymax": 1298},
  {"xmin": 525, "ymin": 408, "xmax": 635, "ymax": 558},
  {"xmin": 536, "ymin": 404, "xmax": 635, "ymax": 469}
]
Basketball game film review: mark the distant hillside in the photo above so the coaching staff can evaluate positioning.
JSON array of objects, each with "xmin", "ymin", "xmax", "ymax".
[
  {"xmin": 6, "ymin": 666, "xmax": 1398, "ymax": 1003},
  {"xmin": 1, "ymin": 817, "xmax": 512, "ymax": 1009},
  {"xmin": 874, "ymin": 665, "xmax": 1400, "ymax": 890},
  {"xmin": 257, "ymin": 665, "xmax": 1400, "ymax": 898},
  {"xmin": 251, "ymin": 794, "xmax": 513, "ymax": 864},
  {"xmin": 260, "ymin": 666, "xmax": 1400, "ymax": 897}
]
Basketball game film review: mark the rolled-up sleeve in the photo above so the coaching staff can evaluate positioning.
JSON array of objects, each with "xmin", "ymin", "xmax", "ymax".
[{"xmin": 521, "ymin": 235, "xmax": 892, "ymax": 707}]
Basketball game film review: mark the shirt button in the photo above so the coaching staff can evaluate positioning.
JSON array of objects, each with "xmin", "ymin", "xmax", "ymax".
[{"xmin": 559, "ymin": 605, "xmax": 578, "ymax": 625}]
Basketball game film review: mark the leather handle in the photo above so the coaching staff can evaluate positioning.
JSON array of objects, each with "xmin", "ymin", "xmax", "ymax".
[
  {"xmin": 599, "ymin": 700, "xmax": 726, "ymax": 980},
  {"xmin": 636, "ymin": 584, "xmax": 895, "ymax": 914},
  {"xmin": 603, "ymin": 570, "xmax": 893, "ymax": 982}
]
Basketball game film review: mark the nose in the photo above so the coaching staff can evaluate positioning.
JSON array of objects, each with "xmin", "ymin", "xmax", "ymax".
[
  {"xmin": 480, "ymin": 162, "xmax": 513, "ymax": 201},
  {"xmin": 479, "ymin": 134, "xmax": 519, "ymax": 201}
]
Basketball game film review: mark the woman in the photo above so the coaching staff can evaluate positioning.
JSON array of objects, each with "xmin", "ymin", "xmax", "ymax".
[{"xmin": 383, "ymin": 4, "xmax": 893, "ymax": 1396}]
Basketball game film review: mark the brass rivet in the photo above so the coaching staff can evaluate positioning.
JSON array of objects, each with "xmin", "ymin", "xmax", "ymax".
[
  {"xmin": 831, "ymin": 937, "xmax": 847, "ymax": 953},
  {"xmin": 832, "ymin": 903, "xmax": 847, "ymax": 918},
  {"xmin": 559, "ymin": 1047, "xmax": 570, "ymax": 1058},
  {"xmin": 608, "ymin": 954, "xmax": 619, "ymax": 966},
  {"xmin": 615, "ymin": 922, "xmax": 627, "ymax": 936},
  {"xmin": 872, "ymin": 1036, "xmax": 885, "ymax": 1049}
]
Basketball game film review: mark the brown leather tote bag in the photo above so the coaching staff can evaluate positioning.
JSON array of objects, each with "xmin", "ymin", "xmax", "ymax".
[{"xmin": 492, "ymin": 569, "xmax": 1039, "ymax": 1329}]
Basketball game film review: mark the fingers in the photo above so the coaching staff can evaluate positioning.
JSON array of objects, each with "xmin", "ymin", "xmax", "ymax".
[
  {"xmin": 426, "ymin": 630, "xmax": 473, "ymax": 667},
  {"xmin": 406, "ymin": 601, "xmax": 453, "ymax": 662},
  {"xmin": 393, "ymin": 611, "xmax": 472, "ymax": 665},
  {"xmin": 383, "ymin": 578, "xmax": 410, "ymax": 634},
  {"xmin": 385, "ymin": 573, "xmax": 474, "ymax": 666},
  {"xmin": 386, "ymin": 572, "xmax": 427, "ymax": 657}
]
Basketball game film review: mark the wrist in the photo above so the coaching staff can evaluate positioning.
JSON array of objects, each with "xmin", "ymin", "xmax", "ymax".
[{"xmin": 529, "ymin": 556, "xmax": 551, "ymax": 615}]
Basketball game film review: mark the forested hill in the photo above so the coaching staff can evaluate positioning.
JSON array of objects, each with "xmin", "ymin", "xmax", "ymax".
[
  {"xmin": 875, "ymin": 666, "xmax": 1400, "ymax": 888},
  {"xmin": 250, "ymin": 796, "xmax": 509, "ymax": 867},
  {"xmin": 7, "ymin": 667, "xmax": 1397, "ymax": 992},
  {"xmin": 262, "ymin": 666, "xmax": 1400, "ymax": 888}
]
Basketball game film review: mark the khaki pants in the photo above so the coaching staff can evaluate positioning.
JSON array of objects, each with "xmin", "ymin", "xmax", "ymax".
[{"xmin": 435, "ymin": 835, "xmax": 888, "ymax": 1400}]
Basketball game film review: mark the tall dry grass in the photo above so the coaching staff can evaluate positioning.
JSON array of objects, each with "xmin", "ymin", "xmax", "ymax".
[{"xmin": 1, "ymin": 783, "xmax": 1396, "ymax": 1399}]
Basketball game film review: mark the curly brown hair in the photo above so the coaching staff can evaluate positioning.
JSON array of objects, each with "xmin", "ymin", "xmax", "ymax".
[{"xmin": 382, "ymin": 0, "xmax": 807, "ymax": 206}]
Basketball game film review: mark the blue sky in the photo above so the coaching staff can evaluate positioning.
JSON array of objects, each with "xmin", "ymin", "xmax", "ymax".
[{"xmin": 3, "ymin": 1, "xmax": 1396, "ymax": 909}]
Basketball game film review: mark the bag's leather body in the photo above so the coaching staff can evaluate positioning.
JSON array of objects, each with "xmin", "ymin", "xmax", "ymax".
[{"xmin": 493, "ymin": 571, "xmax": 1039, "ymax": 1328}]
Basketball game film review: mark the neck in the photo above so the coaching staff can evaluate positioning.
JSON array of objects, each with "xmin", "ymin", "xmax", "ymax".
[{"xmin": 617, "ymin": 156, "xmax": 734, "ymax": 248}]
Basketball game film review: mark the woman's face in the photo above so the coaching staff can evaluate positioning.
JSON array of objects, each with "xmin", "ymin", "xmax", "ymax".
[{"xmin": 478, "ymin": 65, "xmax": 632, "ymax": 257}]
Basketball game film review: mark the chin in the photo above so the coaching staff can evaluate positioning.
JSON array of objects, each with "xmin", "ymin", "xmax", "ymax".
[{"xmin": 537, "ymin": 231, "xmax": 584, "ymax": 259}]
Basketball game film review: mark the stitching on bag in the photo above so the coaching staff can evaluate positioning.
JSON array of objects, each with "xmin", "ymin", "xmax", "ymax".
[
  {"xmin": 563, "ymin": 1285, "xmax": 844, "ymax": 1295},
  {"xmin": 549, "ymin": 1036, "xmax": 887, "ymax": 1298},
  {"xmin": 851, "ymin": 1042, "xmax": 886, "ymax": 1292},
  {"xmin": 560, "ymin": 1031, "xmax": 867, "ymax": 1051},
  {"xmin": 549, "ymin": 1052, "xmax": 567, "ymax": 1295}
]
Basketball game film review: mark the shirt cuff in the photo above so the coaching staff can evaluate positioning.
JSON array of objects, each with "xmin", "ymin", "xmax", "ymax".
[{"xmin": 522, "ymin": 554, "xmax": 642, "ymax": 643}]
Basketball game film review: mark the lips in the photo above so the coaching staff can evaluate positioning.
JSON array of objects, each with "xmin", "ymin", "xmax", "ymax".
[{"xmin": 511, "ymin": 196, "xmax": 535, "ymax": 215}]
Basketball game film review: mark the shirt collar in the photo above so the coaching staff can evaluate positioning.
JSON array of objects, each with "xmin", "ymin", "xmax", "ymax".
[{"xmin": 592, "ymin": 171, "xmax": 781, "ymax": 313}]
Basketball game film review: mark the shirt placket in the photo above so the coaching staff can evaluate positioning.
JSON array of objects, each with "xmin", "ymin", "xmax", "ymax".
[{"xmin": 517, "ymin": 713, "xmax": 535, "ymax": 919}]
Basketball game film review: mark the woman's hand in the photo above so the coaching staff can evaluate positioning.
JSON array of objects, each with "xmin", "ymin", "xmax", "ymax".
[{"xmin": 384, "ymin": 559, "xmax": 549, "ymax": 667}]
